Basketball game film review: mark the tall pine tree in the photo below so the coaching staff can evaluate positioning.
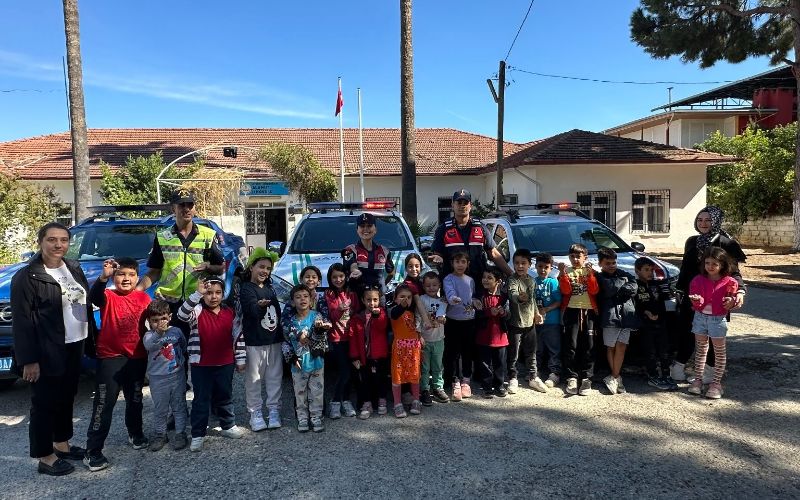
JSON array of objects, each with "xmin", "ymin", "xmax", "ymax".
[{"xmin": 631, "ymin": 0, "xmax": 800, "ymax": 251}]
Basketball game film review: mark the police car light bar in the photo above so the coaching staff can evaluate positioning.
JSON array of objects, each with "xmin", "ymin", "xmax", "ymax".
[
  {"xmin": 308, "ymin": 201, "xmax": 397, "ymax": 211},
  {"xmin": 499, "ymin": 202, "xmax": 581, "ymax": 211}
]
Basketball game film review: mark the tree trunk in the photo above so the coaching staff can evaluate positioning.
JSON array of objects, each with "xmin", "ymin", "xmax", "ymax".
[
  {"xmin": 793, "ymin": 1, "xmax": 800, "ymax": 251},
  {"xmin": 400, "ymin": 0, "xmax": 417, "ymax": 225},
  {"xmin": 63, "ymin": 0, "xmax": 91, "ymax": 223}
]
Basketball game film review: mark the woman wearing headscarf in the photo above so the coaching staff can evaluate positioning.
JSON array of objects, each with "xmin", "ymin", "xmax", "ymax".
[{"xmin": 671, "ymin": 206, "xmax": 746, "ymax": 382}]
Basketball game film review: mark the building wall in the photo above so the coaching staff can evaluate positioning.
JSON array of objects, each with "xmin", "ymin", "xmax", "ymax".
[{"xmin": 736, "ymin": 215, "xmax": 794, "ymax": 247}]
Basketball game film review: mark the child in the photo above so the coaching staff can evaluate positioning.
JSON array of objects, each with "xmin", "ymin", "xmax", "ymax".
[
  {"xmin": 283, "ymin": 265, "xmax": 329, "ymax": 320},
  {"xmin": 533, "ymin": 253, "xmax": 563, "ymax": 388},
  {"xmin": 403, "ymin": 253, "xmax": 434, "ymax": 330},
  {"xmin": 282, "ymin": 284, "xmax": 331, "ymax": 432},
  {"xmin": 417, "ymin": 271, "xmax": 449, "ymax": 405},
  {"xmin": 178, "ymin": 278, "xmax": 246, "ymax": 452},
  {"xmin": 634, "ymin": 257, "xmax": 677, "ymax": 391},
  {"xmin": 238, "ymin": 248, "xmax": 283, "ymax": 431},
  {"xmin": 443, "ymin": 251, "xmax": 476, "ymax": 401},
  {"xmin": 687, "ymin": 247, "xmax": 738, "ymax": 399},
  {"xmin": 558, "ymin": 243, "xmax": 599, "ymax": 396},
  {"xmin": 349, "ymin": 285, "xmax": 391, "ymax": 419},
  {"xmin": 84, "ymin": 258, "xmax": 152, "ymax": 471},
  {"xmin": 596, "ymin": 248, "xmax": 639, "ymax": 395},
  {"xmin": 475, "ymin": 268, "xmax": 510, "ymax": 398},
  {"xmin": 389, "ymin": 285, "xmax": 424, "ymax": 417},
  {"xmin": 324, "ymin": 263, "xmax": 360, "ymax": 419},
  {"xmin": 507, "ymin": 249, "xmax": 545, "ymax": 394},
  {"xmin": 142, "ymin": 300, "xmax": 188, "ymax": 453}
]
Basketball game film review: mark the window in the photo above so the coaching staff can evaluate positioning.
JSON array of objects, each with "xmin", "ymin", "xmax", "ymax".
[
  {"xmin": 437, "ymin": 197, "xmax": 453, "ymax": 223},
  {"xmin": 500, "ymin": 194, "xmax": 518, "ymax": 205},
  {"xmin": 577, "ymin": 191, "xmax": 616, "ymax": 230},
  {"xmin": 631, "ymin": 190, "xmax": 670, "ymax": 233},
  {"xmin": 492, "ymin": 225, "xmax": 510, "ymax": 261},
  {"xmin": 366, "ymin": 196, "xmax": 400, "ymax": 210},
  {"xmin": 55, "ymin": 204, "xmax": 74, "ymax": 227},
  {"xmin": 289, "ymin": 215, "xmax": 413, "ymax": 253}
]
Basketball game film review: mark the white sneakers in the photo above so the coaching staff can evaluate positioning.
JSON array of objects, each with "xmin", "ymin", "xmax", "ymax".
[
  {"xmin": 529, "ymin": 377, "xmax": 548, "ymax": 393},
  {"xmin": 507, "ymin": 378, "xmax": 519, "ymax": 394},
  {"xmin": 670, "ymin": 361, "xmax": 687, "ymax": 382},
  {"xmin": 267, "ymin": 409, "xmax": 282, "ymax": 429},
  {"xmin": 578, "ymin": 379, "xmax": 592, "ymax": 396},
  {"xmin": 603, "ymin": 375, "xmax": 618, "ymax": 395},
  {"xmin": 545, "ymin": 373, "xmax": 560, "ymax": 388},
  {"xmin": 220, "ymin": 425, "xmax": 244, "ymax": 439},
  {"xmin": 341, "ymin": 400, "xmax": 357, "ymax": 418},
  {"xmin": 565, "ymin": 378, "xmax": 578, "ymax": 395},
  {"xmin": 249, "ymin": 409, "xmax": 267, "ymax": 432},
  {"xmin": 329, "ymin": 402, "xmax": 342, "ymax": 420},
  {"xmin": 190, "ymin": 437, "xmax": 203, "ymax": 452}
]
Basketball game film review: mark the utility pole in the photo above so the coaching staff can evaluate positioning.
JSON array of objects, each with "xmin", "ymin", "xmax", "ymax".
[{"xmin": 487, "ymin": 60, "xmax": 505, "ymax": 209}]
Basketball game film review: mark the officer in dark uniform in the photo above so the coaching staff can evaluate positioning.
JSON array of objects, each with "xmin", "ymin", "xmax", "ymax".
[
  {"xmin": 429, "ymin": 189, "xmax": 512, "ymax": 283},
  {"xmin": 342, "ymin": 212, "xmax": 395, "ymax": 297}
]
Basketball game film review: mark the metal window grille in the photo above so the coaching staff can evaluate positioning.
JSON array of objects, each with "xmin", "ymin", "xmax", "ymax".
[
  {"xmin": 437, "ymin": 197, "xmax": 453, "ymax": 223},
  {"xmin": 577, "ymin": 191, "xmax": 616, "ymax": 230},
  {"xmin": 631, "ymin": 189, "xmax": 670, "ymax": 233}
]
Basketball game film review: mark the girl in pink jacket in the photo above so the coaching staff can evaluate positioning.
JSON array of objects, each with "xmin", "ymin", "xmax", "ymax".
[{"xmin": 687, "ymin": 247, "xmax": 739, "ymax": 400}]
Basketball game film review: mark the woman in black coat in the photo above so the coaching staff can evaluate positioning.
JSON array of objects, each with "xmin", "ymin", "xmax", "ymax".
[
  {"xmin": 12, "ymin": 222, "xmax": 96, "ymax": 476},
  {"xmin": 671, "ymin": 206, "xmax": 746, "ymax": 382}
]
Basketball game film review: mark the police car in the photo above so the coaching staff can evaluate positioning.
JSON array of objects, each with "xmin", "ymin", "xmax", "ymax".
[{"xmin": 270, "ymin": 201, "xmax": 424, "ymax": 295}]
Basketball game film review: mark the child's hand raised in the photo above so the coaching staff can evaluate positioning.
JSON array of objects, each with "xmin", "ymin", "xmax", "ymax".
[
  {"xmin": 557, "ymin": 262, "xmax": 566, "ymax": 274},
  {"xmin": 100, "ymin": 259, "xmax": 118, "ymax": 280},
  {"xmin": 197, "ymin": 279, "xmax": 209, "ymax": 295}
]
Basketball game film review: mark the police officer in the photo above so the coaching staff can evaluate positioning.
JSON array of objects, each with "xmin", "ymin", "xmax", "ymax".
[
  {"xmin": 429, "ymin": 189, "xmax": 512, "ymax": 283},
  {"xmin": 342, "ymin": 212, "xmax": 395, "ymax": 297},
  {"xmin": 137, "ymin": 189, "xmax": 224, "ymax": 323}
]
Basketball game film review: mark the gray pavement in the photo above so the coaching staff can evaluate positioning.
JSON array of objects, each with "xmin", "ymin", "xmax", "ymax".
[{"xmin": 0, "ymin": 287, "xmax": 798, "ymax": 499}]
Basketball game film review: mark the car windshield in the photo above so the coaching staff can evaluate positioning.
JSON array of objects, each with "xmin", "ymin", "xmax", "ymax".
[
  {"xmin": 510, "ymin": 221, "xmax": 631, "ymax": 256},
  {"xmin": 65, "ymin": 224, "xmax": 160, "ymax": 261},
  {"xmin": 290, "ymin": 215, "xmax": 413, "ymax": 253}
]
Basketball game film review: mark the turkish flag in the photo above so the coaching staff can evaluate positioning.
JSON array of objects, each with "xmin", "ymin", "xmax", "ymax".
[{"xmin": 335, "ymin": 79, "xmax": 344, "ymax": 116}]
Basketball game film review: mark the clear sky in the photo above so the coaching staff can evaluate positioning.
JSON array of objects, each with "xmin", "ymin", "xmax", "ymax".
[{"xmin": 0, "ymin": 0, "xmax": 774, "ymax": 144}]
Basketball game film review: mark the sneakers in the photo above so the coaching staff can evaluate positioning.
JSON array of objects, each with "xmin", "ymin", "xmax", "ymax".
[
  {"xmin": 359, "ymin": 402, "xmax": 373, "ymax": 420},
  {"xmin": 83, "ymin": 451, "xmax": 109, "ymax": 472},
  {"xmin": 670, "ymin": 361, "xmax": 687, "ymax": 382},
  {"xmin": 529, "ymin": 377, "xmax": 548, "ymax": 393},
  {"xmin": 460, "ymin": 379, "xmax": 472, "ymax": 398},
  {"xmin": 220, "ymin": 425, "xmax": 244, "ymax": 439},
  {"xmin": 565, "ymin": 377, "xmax": 578, "ymax": 395},
  {"xmin": 545, "ymin": 373, "xmax": 560, "ymax": 388},
  {"xmin": 149, "ymin": 434, "xmax": 168, "ymax": 452},
  {"xmin": 420, "ymin": 390, "xmax": 433, "ymax": 406},
  {"xmin": 190, "ymin": 437, "xmax": 204, "ymax": 452},
  {"xmin": 128, "ymin": 434, "xmax": 149, "ymax": 450},
  {"xmin": 329, "ymin": 401, "xmax": 342, "ymax": 420},
  {"xmin": 377, "ymin": 398, "xmax": 388, "ymax": 415},
  {"xmin": 409, "ymin": 400, "xmax": 422, "ymax": 415},
  {"xmin": 402, "ymin": 392, "xmax": 414, "ymax": 406},
  {"xmin": 432, "ymin": 388, "xmax": 450, "ymax": 403},
  {"xmin": 482, "ymin": 388, "xmax": 495, "ymax": 399},
  {"xmin": 494, "ymin": 386, "xmax": 508, "ymax": 398},
  {"xmin": 660, "ymin": 376, "xmax": 679, "ymax": 391},
  {"xmin": 451, "ymin": 382, "xmax": 463, "ymax": 402},
  {"xmin": 250, "ymin": 409, "xmax": 267, "ymax": 432},
  {"xmin": 615, "ymin": 376, "xmax": 626, "ymax": 394},
  {"xmin": 705, "ymin": 382, "xmax": 724, "ymax": 399},
  {"xmin": 311, "ymin": 416, "xmax": 325, "ymax": 432},
  {"xmin": 267, "ymin": 409, "xmax": 282, "ymax": 429},
  {"xmin": 38, "ymin": 458, "xmax": 75, "ymax": 476},
  {"xmin": 507, "ymin": 378, "xmax": 519, "ymax": 394},
  {"xmin": 172, "ymin": 433, "xmax": 188, "ymax": 451},
  {"xmin": 578, "ymin": 379, "xmax": 592, "ymax": 396},
  {"xmin": 394, "ymin": 404, "xmax": 407, "ymax": 418},
  {"xmin": 342, "ymin": 400, "xmax": 357, "ymax": 418},
  {"xmin": 603, "ymin": 375, "xmax": 618, "ymax": 395},
  {"xmin": 648, "ymin": 375, "xmax": 672, "ymax": 391},
  {"xmin": 688, "ymin": 379, "xmax": 703, "ymax": 395},
  {"xmin": 297, "ymin": 418, "xmax": 310, "ymax": 432}
]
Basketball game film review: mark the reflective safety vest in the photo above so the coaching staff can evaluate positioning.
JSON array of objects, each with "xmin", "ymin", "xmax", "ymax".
[
  {"xmin": 343, "ymin": 241, "xmax": 390, "ymax": 287},
  {"xmin": 156, "ymin": 224, "xmax": 217, "ymax": 302},
  {"xmin": 440, "ymin": 217, "xmax": 488, "ymax": 281}
]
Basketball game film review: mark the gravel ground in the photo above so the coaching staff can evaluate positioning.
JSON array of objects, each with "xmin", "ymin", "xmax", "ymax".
[{"xmin": 0, "ymin": 287, "xmax": 798, "ymax": 499}]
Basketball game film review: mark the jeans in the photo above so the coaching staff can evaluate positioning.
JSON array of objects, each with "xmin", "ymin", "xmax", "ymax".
[
  {"xmin": 478, "ymin": 345, "xmax": 507, "ymax": 391},
  {"xmin": 443, "ymin": 318, "xmax": 475, "ymax": 384},
  {"xmin": 29, "ymin": 341, "xmax": 83, "ymax": 458},
  {"xmin": 356, "ymin": 358, "xmax": 389, "ymax": 407},
  {"xmin": 640, "ymin": 324, "xmax": 671, "ymax": 377},
  {"xmin": 190, "ymin": 364, "xmax": 235, "ymax": 438},
  {"xmin": 507, "ymin": 325, "xmax": 538, "ymax": 380},
  {"xmin": 562, "ymin": 308, "xmax": 595, "ymax": 380},
  {"xmin": 536, "ymin": 324, "xmax": 562, "ymax": 376},
  {"xmin": 327, "ymin": 341, "xmax": 352, "ymax": 404},
  {"xmin": 420, "ymin": 339, "xmax": 445, "ymax": 391},
  {"xmin": 86, "ymin": 356, "xmax": 146, "ymax": 453},
  {"xmin": 292, "ymin": 367, "xmax": 324, "ymax": 421},
  {"xmin": 244, "ymin": 344, "xmax": 283, "ymax": 412}
]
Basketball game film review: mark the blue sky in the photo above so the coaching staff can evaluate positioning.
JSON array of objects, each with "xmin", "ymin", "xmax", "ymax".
[{"xmin": 0, "ymin": 0, "xmax": 774, "ymax": 144}]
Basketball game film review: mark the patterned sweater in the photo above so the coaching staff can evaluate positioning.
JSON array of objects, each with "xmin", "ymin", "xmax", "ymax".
[{"xmin": 177, "ymin": 291, "xmax": 246, "ymax": 366}]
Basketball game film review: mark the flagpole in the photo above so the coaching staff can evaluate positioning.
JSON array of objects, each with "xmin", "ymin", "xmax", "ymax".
[
  {"xmin": 357, "ymin": 88, "xmax": 365, "ymax": 202},
  {"xmin": 338, "ymin": 77, "xmax": 345, "ymax": 202}
]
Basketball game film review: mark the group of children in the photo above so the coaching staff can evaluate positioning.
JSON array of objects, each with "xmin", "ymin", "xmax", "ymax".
[{"xmin": 82, "ymin": 238, "xmax": 738, "ymax": 470}]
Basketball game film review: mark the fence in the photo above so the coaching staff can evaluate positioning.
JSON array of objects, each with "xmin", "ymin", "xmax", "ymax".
[{"xmin": 732, "ymin": 215, "xmax": 794, "ymax": 247}]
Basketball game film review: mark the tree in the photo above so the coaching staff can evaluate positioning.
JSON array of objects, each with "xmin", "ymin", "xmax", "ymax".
[
  {"xmin": 62, "ymin": 0, "xmax": 91, "ymax": 222},
  {"xmin": 631, "ymin": 0, "xmax": 800, "ymax": 251},
  {"xmin": 0, "ymin": 174, "xmax": 65, "ymax": 263},
  {"xmin": 699, "ymin": 124, "xmax": 795, "ymax": 224},
  {"xmin": 257, "ymin": 143, "xmax": 337, "ymax": 204},
  {"xmin": 400, "ymin": 0, "xmax": 418, "ymax": 225}
]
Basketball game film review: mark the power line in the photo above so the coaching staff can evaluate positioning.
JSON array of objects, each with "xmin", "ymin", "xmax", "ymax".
[
  {"xmin": 0, "ymin": 88, "xmax": 61, "ymax": 93},
  {"xmin": 505, "ymin": 0, "xmax": 535, "ymax": 62},
  {"xmin": 507, "ymin": 66, "xmax": 737, "ymax": 85}
]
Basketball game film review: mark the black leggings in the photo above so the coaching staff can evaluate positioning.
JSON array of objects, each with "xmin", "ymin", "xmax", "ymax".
[
  {"xmin": 443, "ymin": 318, "xmax": 476, "ymax": 384},
  {"xmin": 327, "ymin": 341, "xmax": 352, "ymax": 403}
]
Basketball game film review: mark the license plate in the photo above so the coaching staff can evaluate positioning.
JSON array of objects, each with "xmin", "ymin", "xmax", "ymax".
[{"xmin": 0, "ymin": 357, "xmax": 12, "ymax": 373}]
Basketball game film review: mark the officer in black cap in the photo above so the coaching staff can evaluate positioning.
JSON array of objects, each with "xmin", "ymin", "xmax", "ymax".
[
  {"xmin": 429, "ymin": 188, "xmax": 512, "ymax": 283},
  {"xmin": 342, "ymin": 211, "xmax": 394, "ymax": 297}
]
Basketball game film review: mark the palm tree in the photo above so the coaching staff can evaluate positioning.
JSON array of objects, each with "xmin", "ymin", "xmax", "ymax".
[
  {"xmin": 400, "ymin": 0, "xmax": 417, "ymax": 225},
  {"xmin": 63, "ymin": 0, "xmax": 91, "ymax": 223}
]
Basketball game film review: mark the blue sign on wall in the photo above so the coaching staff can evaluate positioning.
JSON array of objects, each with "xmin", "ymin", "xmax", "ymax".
[{"xmin": 241, "ymin": 181, "xmax": 290, "ymax": 197}]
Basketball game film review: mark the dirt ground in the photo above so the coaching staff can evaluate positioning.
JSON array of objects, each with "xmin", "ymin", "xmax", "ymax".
[{"xmin": 652, "ymin": 246, "xmax": 800, "ymax": 290}]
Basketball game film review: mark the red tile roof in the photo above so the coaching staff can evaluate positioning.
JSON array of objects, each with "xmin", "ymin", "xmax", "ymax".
[
  {"xmin": 479, "ymin": 129, "xmax": 734, "ymax": 172},
  {"xmin": 0, "ymin": 128, "xmax": 525, "ymax": 180}
]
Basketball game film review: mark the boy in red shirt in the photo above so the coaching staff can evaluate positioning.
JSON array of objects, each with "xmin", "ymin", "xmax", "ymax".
[{"xmin": 84, "ymin": 257, "xmax": 151, "ymax": 471}]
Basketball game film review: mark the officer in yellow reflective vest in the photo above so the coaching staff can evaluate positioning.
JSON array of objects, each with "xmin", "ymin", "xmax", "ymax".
[{"xmin": 137, "ymin": 189, "xmax": 224, "ymax": 328}]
